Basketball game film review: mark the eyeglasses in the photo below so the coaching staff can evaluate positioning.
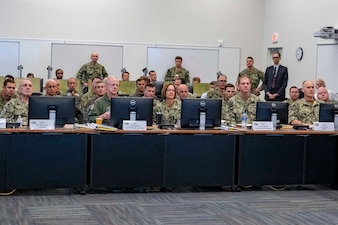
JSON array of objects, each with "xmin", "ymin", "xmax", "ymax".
[{"xmin": 273, "ymin": 57, "xmax": 279, "ymax": 59}]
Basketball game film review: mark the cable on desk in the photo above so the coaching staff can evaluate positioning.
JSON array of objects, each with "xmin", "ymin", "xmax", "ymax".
[{"xmin": 0, "ymin": 189, "xmax": 16, "ymax": 196}]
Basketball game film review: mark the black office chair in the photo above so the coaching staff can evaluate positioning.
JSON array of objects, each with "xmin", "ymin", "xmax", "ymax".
[
  {"xmin": 153, "ymin": 81, "xmax": 164, "ymax": 98},
  {"xmin": 186, "ymin": 83, "xmax": 193, "ymax": 93}
]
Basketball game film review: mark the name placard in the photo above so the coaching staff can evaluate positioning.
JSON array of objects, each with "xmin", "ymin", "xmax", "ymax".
[
  {"xmin": 313, "ymin": 122, "xmax": 334, "ymax": 131},
  {"xmin": 252, "ymin": 121, "xmax": 274, "ymax": 131},
  {"xmin": 0, "ymin": 118, "xmax": 5, "ymax": 129},
  {"xmin": 122, "ymin": 120, "xmax": 147, "ymax": 130},
  {"xmin": 29, "ymin": 119, "xmax": 55, "ymax": 130}
]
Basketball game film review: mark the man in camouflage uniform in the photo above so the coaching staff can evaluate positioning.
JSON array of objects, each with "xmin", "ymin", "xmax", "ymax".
[
  {"xmin": 80, "ymin": 77, "xmax": 102, "ymax": 112},
  {"xmin": 284, "ymin": 86, "xmax": 299, "ymax": 107},
  {"xmin": 206, "ymin": 74, "xmax": 227, "ymax": 99},
  {"xmin": 317, "ymin": 87, "xmax": 335, "ymax": 104},
  {"xmin": 164, "ymin": 56, "xmax": 190, "ymax": 83},
  {"xmin": 88, "ymin": 76, "xmax": 119, "ymax": 125},
  {"xmin": 83, "ymin": 80, "xmax": 106, "ymax": 123},
  {"xmin": 289, "ymin": 80, "xmax": 323, "ymax": 125},
  {"xmin": 76, "ymin": 52, "xmax": 108, "ymax": 88},
  {"xmin": 238, "ymin": 56, "xmax": 264, "ymax": 96},
  {"xmin": 0, "ymin": 79, "xmax": 16, "ymax": 111},
  {"xmin": 0, "ymin": 78, "xmax": 33, "ymax": 124},
  {"xmin": 224, "ymin": 76, "xmax": 260, "ymax": 125}
]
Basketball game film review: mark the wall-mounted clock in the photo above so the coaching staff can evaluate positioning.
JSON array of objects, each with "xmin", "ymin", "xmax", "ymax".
[{"xmin": 296, "ymin": 47, "xmax": 303, "ymax": 61}]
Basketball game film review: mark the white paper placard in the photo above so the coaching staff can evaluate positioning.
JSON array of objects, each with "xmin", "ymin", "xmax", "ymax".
[
  {"xmin": 122, "ymin": 120, "xmax": 147, "ymax": 130},
  {"xmin": 29, "ymin": 119, "xmax": 55, "ymax": 130},
  {"xmin": 313, "ymin": 122, "xmax": 335, "ymax": 131},
  {"xmin": 0, "ymin": 118, "xmax": 6, "ymax": 129},
  {"xmin": 252, "ymin": 121, "xmax": 274, "ymax": 131}
]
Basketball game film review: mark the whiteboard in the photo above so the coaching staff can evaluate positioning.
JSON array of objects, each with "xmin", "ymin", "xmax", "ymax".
[
  {"xmin": 0, "ymin": 41, "xmax": 20, "ymax": 77},
  {"xmin": 316, "ymin": 44, "xmax": 338, "ymax": 92},
  {"xmin": 147, "ymin": 47, "xmax": 219, "ymax": 83},
  {"xmin": 51, "ymin": 43, "xmax": 123, "ymax": 79}
]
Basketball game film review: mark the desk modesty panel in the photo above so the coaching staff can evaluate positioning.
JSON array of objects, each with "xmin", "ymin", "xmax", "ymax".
[
  {"xmin": 6, "ymin": 133, "xmax": 87, "ymax": 190},
  {"xmin": 0, "ymin": 134, "xmax": 7, "ymax": 189}
]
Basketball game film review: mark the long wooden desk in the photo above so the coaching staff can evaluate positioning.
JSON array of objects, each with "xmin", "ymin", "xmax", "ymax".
[{"xmin": 0, "ymin": 128, "xmax": 337, "ymax": 190}]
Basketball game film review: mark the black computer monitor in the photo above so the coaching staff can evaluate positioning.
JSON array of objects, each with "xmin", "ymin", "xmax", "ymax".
[
  {"xmin": 110, "ymin": 97, "xmax": 153, "ymax": 128},
  {"xmin": 319, "ymin": 103, "xmax": 338, "ymax": 122},
  {"xmin": 28, "ymin": 96, "xmax": 75, "ymax": 127},
  {"xmin": 255, "ymin": 102, "xmax": 289, "ymax": 124},
  {"xmin": 180, "ymin": 98, "xmax": 222, "ymax": 128}
]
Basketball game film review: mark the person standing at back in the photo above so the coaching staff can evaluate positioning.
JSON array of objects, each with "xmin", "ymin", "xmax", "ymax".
[
  {"xmin": 76, "ymin": 52, "xmax": 108, "ymax": 90},
  {"xmin": 164, "ymin": 56, "xmax": 190, "ymax": 83},
  {"xmin": 263, "ymin": 52, "xmax": 288, "ymax": 101},
  {"xmin": 238, "ymin": 56, "xmax": 264, "ymax": 96}
]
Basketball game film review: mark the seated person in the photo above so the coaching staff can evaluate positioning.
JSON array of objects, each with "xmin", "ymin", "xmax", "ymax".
[
  {"xmin": 83, "ymin": 80, "xmax": 106, "ymax": 123},
  {"xmin": 200, "ymin": 81, "xmax": 217, "ymax": 99},
  {"xmin": 0, "ymin": 79, "xmax": 33, "ymax": 125},
  {"xmin": 130, "ymin": 77, "xmax": 146, "ymax": 97},
  {"xmin": 153, "ymin": 83, "xmax": 181, "ymax": 125},
  {"xmin": 88, "ymin": 76, "xmax": 119, "ymax": 125},
  {"xmin": 284, "ymin": 86, "xmax": 300, "ymax": 107},
  {"xmin": 224, "ymin": 76, "xmax": 260, "ymax": 125},
  {"xmin": 289, "ymin": 80, "xmax": 323, "ymax": 125},
  {"xmin": 317, "ymin": 86, "xmax": 335, "ymax": 103}
]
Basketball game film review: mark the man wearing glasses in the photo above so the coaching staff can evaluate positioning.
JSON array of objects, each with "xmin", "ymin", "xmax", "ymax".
[
  {"xmin": 263, "ymin": 52, "xmax": 288, "ymax": 101},
  {"xmin": 206, "ymin": 74, "xmax": 227, "ymax": 99},
  {"xmin": 88, "ymin": 76, "xmax": 119, "ymax": 125}
]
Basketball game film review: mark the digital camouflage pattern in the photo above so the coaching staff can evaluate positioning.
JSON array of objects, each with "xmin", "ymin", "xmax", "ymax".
[
  {"xmin": 0, "ymin": 98, "xmax": 28, "ymax": 124},
  {"xmin": 206, "ymin": 87, "xmax": 224, "ymax": 99},
  {"xmin": 153, "ymin": 99, "xmax": 181, "ymax": 125},
  {"xmin": 164, "ymin": 66, "xmax": 190, "ymax": 83},
  {"xmin": 288, "ymin": 98, "xmax": 323, "ymax": 124},
  {"xmin": 76, "ymin": 62, "xmax": 108, "ymax": 85},
  {"xmin": 224, "ymin": 93, "xmax": 260, "ymax": 125},
  {"xmin": 80, "ymin": 90, "xmax": 95, "ymax": 112}
]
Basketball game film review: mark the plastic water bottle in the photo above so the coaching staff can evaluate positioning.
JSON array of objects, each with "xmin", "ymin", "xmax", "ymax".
[
  {"xmin": 241, "ymin": 111, "xmax": 248, "ymax": 129},
  {"xmin": 17, "ymin": 115, "xmax": 23, "ymax": 127}
]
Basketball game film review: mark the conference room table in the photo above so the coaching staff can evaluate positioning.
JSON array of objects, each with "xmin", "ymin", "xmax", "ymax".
[{"xmin": 0, "ymin": 127, "xmax": 337, "ymax": 191}]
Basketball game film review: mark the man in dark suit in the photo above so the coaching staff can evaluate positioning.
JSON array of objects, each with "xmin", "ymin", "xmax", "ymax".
[{"xmin": 263, "ymin": 52, "xmax": 288, "ymax": 101}]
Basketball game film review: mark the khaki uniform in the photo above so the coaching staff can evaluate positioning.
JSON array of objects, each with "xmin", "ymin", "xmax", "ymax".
[
  {"xmin": 0, "ymin": 98, "xmax": 28, "ymax": 124},
  {"xmin": 164, "ymin": 67, "xmax": 190, "ymax": 83},
  {"xmin": 153, "ymin": 99, "xmax": 181, "ymax": 125},
  {"xmin": 76, "ymin": 62, "xmax": 108, "ymax": 85},
  {"xmin": 288, "ymin": 98, "xmax": 322, "ymax": 124},
  {"xmin": 238, "ymin": 67, "xmax": 264, "ymax": 95},
  {"xmin": 88, "ymin": 93, "xmax": 111, "ymax": 124},
  {"xmin": 224, "ymin": 93, "xmax": 260, "ymax": 125}
]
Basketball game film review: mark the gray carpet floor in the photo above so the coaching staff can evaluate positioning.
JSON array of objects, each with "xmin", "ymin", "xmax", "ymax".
[{"xmin": 1, "ymin": 185, "xmax": 338, "ymax": 225}]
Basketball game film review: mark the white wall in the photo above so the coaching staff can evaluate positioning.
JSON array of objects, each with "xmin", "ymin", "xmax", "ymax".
[
  {"xmin": 0, "ymin": 0, "xmax": 265, "ymax": 84},
  {"xmin": 264, "ymin": 0, "xmax": 338, "ymax": 93}
]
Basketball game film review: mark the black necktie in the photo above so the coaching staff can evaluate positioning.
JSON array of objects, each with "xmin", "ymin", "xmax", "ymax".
[{"xmin": 271, "ymin": 66, "xmax": 277, "ymax": 89}]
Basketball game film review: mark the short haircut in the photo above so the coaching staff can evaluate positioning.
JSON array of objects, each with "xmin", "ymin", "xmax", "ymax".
[
  {"xmin": 148, "ymin": 70, "xmax": 155, "ymax": 75},
  {"xmin": 289, "ymin": 86, "xmax": 298, "ymax": 91},
  {"xmin": 217, "ymin": 74, "xmax": 227, "ymax": 80},
  {"xmin": 192, "ymin": 76, "xmax": 201, "ymax": 83},
  {"xmin": 247, "ymin": 56, "xmax": 254, "ymax": 60},
  {"xmin": 225, "ymin": 83, "xmax": 235, "ymax": 89},
  {"xmin": 5, "ymin": 74, "xmax": 15, "ymax": 81},
  {"xmin": 27, "ymin": 73, "xmax": 34, "ymax": 78},
  {"xmin": 175, "ymin": 77, "xmax": 186, "ymax": 84},
  {"xmin": 175, "ymin": 56, "xmax": 183, "ymax": 61},
  {"xmin": 145, "ymin": 83, "xmax": 155, "ymax": 89},
  {"xmin": 3, "ymin": 79, "xmax": 15, "ymax": 87},
  {"xmin": 210, "ymin": 81, "xmax": 217, "ymax": 85},
  {"xmin": 92, "ymin": 76, "xmax": 102, "ymax": 82},
  {"xmin": 273, "ymin": 51, "xmax": 281, "ymax": 57}
]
